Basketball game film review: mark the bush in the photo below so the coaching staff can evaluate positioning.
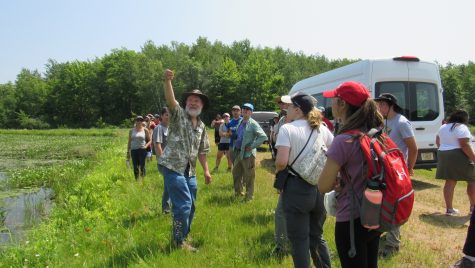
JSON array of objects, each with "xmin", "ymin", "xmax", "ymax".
[{"xmin": 16, "ymin": 111, "xmax": 50, "ymax": 129}]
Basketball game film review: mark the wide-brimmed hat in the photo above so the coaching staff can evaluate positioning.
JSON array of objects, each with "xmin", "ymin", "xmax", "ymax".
[
  {"xmin": 374, "ymin": 93, "xmax": 403, "ymax": 113},
  {"xmin": 181, "ymin": 89, "xmax": 210, "ymax": 110}
]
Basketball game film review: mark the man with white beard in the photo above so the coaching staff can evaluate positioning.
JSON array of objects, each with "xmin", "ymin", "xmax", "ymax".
[{"xmin": 158, "ymin": 69, "xmax": 212, "ymax": 252}]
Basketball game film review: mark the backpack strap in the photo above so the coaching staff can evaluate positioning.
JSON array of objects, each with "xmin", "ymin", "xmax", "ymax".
[
  {"xmin": 341, "ymin": 166, "xmax": 357, "ymax": 258},
  {"xmin": 340, "ymin": 130, "xmax": 367, "ymax": 258}
]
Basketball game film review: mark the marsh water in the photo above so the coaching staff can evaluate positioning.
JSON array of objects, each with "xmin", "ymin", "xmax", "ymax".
[{"xmin": 0, "ymin": 172, "xmax": 53, "ymax": 245}]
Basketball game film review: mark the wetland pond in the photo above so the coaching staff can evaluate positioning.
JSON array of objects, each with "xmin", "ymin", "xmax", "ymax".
[{"xmin": 0, "ymin": 172, "xmax": 54, "ymax": 245}]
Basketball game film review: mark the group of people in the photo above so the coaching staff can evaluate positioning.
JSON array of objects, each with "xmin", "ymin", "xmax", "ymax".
[{"xmin": 125, "ymin": 69, "xmax": 475, "ymax": 268}]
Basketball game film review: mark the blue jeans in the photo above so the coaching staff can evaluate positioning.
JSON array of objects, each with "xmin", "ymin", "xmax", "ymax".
[
  {"xmin": 130, "ymin": 148, "xmax": 147, "ymax": 179},
  {"xmin": 162, "ymin": 166, "xmax": 197, "ymax": 243},
  {"xmin": 158, "ymin": 164, "xmax": 171, "ymax": 212}
]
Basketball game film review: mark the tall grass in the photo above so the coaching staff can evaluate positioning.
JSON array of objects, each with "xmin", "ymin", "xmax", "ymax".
[{"xmin": 0, "ymin": 129, "xmax": 471, "ymax": 267}]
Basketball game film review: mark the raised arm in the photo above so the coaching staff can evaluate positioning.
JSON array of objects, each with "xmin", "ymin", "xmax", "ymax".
[{"xmin": 164, "ymin": 69, "xmax": 177, "ymax": 110}]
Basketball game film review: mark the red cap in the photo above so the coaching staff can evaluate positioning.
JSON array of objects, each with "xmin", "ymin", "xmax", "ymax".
[{"xmin": 323, "ymin": 81, "xmax": 370, "ymax": 107}]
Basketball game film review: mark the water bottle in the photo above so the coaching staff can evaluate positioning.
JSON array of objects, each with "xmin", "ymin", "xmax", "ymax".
[
  {"xmin": 361, "ymin": 180, "xmax": 383, "ymax": 230},
  {"xmin": 126, "ymin": 159, "xmax": 130, "ymax": 169}
]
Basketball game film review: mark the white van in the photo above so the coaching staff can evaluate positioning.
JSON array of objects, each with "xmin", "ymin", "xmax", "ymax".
[{"xmin": 289, "ymin": 56, "xmax": 444, "ymax": 169}]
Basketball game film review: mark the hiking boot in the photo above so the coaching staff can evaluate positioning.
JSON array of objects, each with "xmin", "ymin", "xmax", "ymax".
[
  {"xmin": 451, "ymin": 257, "xmax": 475, "ymax": 268},
  {"xmin": 446, "ymin": 208, "xmax": 460, "ymax": 216},
  {"xmin": 379, "ymin": 245, "xmax": 399, "ymax": 258}
]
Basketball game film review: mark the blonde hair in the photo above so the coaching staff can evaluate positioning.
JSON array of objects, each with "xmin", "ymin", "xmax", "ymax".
[{"xmin": 306, "ymin": 107, "xmax": 323, "ymax": 129}]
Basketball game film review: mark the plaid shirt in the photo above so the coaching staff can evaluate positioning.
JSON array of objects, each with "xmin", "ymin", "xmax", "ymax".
[{"xmin": 158, "ymin": 103, "xmax": 210, "ymax": 176}]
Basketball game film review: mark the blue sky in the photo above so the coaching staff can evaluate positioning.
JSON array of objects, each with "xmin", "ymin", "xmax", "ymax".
[{"xmin": 1, "ymin": 0, "xmax": 474, "ymax": 83}]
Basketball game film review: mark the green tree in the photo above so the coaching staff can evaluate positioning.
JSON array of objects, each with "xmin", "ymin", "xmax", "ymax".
[
  {"xmin": 0, "ymin": 83, "xmax": 17, "ymax": 127},
  {"xmin": 14, "ymin": 69, "xmax": 48, "ymax": 119}
]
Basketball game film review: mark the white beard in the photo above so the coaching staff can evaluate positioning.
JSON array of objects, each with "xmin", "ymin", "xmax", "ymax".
[{"xmin": 186, "ymin": 106, "xmax": 202, "ymax": 117}]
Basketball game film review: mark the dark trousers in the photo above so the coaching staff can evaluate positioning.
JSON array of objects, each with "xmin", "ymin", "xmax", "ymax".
[
  {"xmin": 463, "ymin": 211, "xmax": 475, "ymax": 256},
  {"xmin": 283, "ymin": 175, "xmax": 331, "ymax": 268},
  {"xmin": 130, "ymin": 148, "xmax": 147, "ymax": 179},
  {"xmin": 335, "ymin": 218, "xmax": 381, "ymax": 268}
]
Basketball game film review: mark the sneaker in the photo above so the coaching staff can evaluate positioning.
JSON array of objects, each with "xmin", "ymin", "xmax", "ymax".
[
  {"xmin": 173, "ymin": 241, "xmax": 198, "ymax": 253},
  {"xmin": 451, "ymin": 257, "xmax": 475, "ymax": 268},
  {"xmin": 446, "ymin": 208, "xmax": 460, "ymax": 216},
  {"xmin": 379, "ymin": 245, "xmax": 399, "ymax": 258},
  {"xmin": 180, "ymin": 241, "xmax": 198, "ymax": 253}
]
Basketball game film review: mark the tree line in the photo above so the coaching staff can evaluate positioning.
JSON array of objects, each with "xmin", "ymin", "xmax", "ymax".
[{"xmin": 0, "ymin": 37, "xmax": 473, "ymax": 129}]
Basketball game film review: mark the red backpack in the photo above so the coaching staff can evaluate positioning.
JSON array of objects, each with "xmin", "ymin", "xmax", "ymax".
[{"xmin": 344, "ymin": 128, "xmax": 415, "ymax": 257}]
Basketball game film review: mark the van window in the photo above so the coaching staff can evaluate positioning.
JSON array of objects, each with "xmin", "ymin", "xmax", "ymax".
[
  {"xmin": 375, "ymin": 82, "xmax": 439, "ymax": 121},
  {"xmin": 312, "ymin": 93, "xmax": 334, "ymax": 119}
]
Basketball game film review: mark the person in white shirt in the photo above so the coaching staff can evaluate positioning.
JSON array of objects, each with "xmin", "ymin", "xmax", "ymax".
[{"xmin": 436, "ymin": 109, "xmax": 475, "ymax": 216}]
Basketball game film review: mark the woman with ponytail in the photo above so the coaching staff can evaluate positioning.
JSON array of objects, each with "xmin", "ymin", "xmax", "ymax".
[
  {"xmin": 318, "ymin": 81, "xmax": 384, "ymax": 268},
  {"xmin": 275, "ymin": 93, "xmax": 334, "ymax": 268}
]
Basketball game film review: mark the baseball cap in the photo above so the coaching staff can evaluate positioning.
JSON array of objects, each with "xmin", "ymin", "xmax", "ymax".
[
  {"xmin": 374, "ymin": 93, "xmax": 403, "ymax": 113},
  {"xmin": 280, "ymin": 95, "xmax": 292, "ymax": 104},
  {"xmin": 223, "ymin": 113, "xmax": 230, "ymax": 117},
  {"xmin": 242, "ymin": 103, "xmax": 254, "ymax": 111},
  {"xmin": 232, "ymin": 105, "xmax": 241, "ymax": 110},
  {"xmin": 323, "ymin": 81, "xmax": 370, "ymax": 107},
  {"xmin": 135, "ymin": 116, "xmax": 144, "ymax": 122},
  {"xmin": 291, "ymin": 93, "xmax": 316, "ymax": 115}
]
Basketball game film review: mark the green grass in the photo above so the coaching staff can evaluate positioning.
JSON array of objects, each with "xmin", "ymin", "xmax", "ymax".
[{"xmin": 0, "ymin": 129, "xmax": 471, "ymax": 267}]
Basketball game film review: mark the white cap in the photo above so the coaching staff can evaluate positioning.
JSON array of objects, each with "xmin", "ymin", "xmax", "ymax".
[{"xmin": 280, "ymin": 95, "xmax": 292, "ymax": 104}]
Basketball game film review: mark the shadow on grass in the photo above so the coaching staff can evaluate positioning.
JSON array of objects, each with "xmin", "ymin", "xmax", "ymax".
[
  {"xmin": 121, "ymin": 213, "xmax": 160, "ymax": 228},
  {"xmin": 240, "ymin": 212, "xmax": 273, "ymax": 226},
  {"xmin": 419, "ymin": 212, "xmax": 470, "ymax": 228},
  {"xmin": 411, "ymin": 179, "xmax": 439, "ymax": 191},
  {"xmin": 102, "ymin": 240, "xmax": 166, "ymax": 268},
  {"xmin": 257, "ymin": 146, "xmax": 271, "ymax": 153},
  {"xmin": 102, "ymin": 237, "xmax": 206, "ymax": 267},
  {"xmin": 260, "ymin": 158, "xmax": 275, "ymax": 174},
  {"xmin": 247, "ymin": 230, "xmax": 288, "ymax": 265},
  {"xmin": 205, "ymin": 193, "xmax": 240, "ymax": 206}
]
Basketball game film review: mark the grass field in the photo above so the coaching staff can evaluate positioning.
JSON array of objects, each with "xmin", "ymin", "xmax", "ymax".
[{"xmin": 0, "ymin": 129, "xmax": 472, "ymax": 267}]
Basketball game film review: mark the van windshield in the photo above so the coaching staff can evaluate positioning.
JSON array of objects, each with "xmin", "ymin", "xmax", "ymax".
[{"xmin": 375, "ymin": 82, "xmax": 439, "ymax": 121}]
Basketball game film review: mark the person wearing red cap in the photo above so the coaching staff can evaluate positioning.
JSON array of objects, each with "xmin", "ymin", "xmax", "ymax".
[{"xmin": 318, "ymin": 81, "xmax": 384, "ymax": 268}]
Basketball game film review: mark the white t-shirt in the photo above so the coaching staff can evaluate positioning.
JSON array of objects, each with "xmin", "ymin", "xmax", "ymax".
[
  {"xmin": 275, "ymin": 119, "xmax": 334, "ymax": 164},
  {"xmin": 437, "ymin": 123, "xmax": 471, "ymax": 151}
]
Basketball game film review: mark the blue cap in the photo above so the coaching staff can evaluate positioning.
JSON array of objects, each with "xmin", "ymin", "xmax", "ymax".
[{"xmin": 242, "ymin": 103, "xmax": 254, "ymax": 111}]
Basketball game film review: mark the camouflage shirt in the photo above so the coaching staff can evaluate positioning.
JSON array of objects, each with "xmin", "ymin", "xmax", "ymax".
[{"xmin": 158, "ymin": 103, "xmax": 210, "ymax": 176}]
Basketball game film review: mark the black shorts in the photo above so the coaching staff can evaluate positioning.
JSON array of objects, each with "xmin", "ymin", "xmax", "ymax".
[{"xmin": 218, "ymin": 143, "xmax": 230, "ymax": 151}]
